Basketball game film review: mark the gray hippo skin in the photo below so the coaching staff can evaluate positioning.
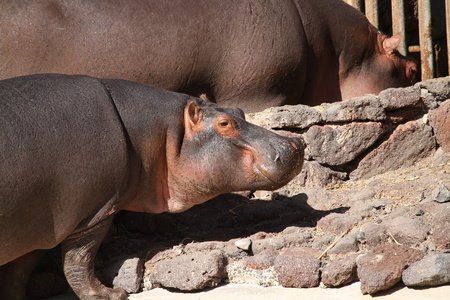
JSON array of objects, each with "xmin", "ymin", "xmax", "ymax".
[
  {"xmin": 0, "ymin": 0, "xmax": 416, "ymax": 112},
  {"xmin": 0, "ymin": 74, "xmax": 304, "ymax": 299}
]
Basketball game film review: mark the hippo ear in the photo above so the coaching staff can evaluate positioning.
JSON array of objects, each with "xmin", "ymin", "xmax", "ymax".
[
  {"xmin": 383, "ymin": 32, "xmax": 401, "ymax": 54},
  {"xmin": 199, "ymin": 94, "xmax": 211, "ymax": 102},
  {"xmin": 184, "ymin": 101, "xmax": 203, "ymax": 138}
]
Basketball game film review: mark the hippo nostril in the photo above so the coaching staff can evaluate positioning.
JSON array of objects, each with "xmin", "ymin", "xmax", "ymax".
[{"xmin": 289, "ymin": 141, "xmax": 298, "ymax": 149}]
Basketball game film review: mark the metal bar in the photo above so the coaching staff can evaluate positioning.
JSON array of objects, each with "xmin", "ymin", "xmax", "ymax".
[
  {"xmin": 408, "ymin": 45, "xmax": 421, "ymax": 53},
  {"xmin": 446, "ymin": 0, "xmax": 450, "ymax": 75},
  {"xmin": 365, "ymin": 0, "xmax": 379, "ymax": 28},
  {"xmin": 391, "ymin": 0, "xmax": 407, "ymax": 55},
  {"xmin": 418, "ymin": 0, "xmax": 434, "ymax": 79}
]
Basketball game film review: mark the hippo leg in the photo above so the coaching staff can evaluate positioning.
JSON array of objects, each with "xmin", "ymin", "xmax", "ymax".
[
  {"xmin": 61, "ymin": 216, "xmax": 127, "ymax": 300},
  {"xmin": 0, "ymin": 250, "xmax": 44, "ymax": 300}
]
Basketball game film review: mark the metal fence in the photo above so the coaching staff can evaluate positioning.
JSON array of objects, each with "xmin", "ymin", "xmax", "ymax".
[{"xmin": 343, "ymin": 0, "xmax": 450, "ymax": 80}]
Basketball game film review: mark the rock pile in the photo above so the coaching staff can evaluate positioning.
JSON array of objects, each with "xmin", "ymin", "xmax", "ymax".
[
  {"xmin": 27, "ymin": 77, "xmax": 450, "ymax": 298},
  {"xmin": 246, "ymin": 76, "xmax": 450, "ymax": 185}
]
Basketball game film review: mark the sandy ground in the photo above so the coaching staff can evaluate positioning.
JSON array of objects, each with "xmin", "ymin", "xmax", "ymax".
[
  {"xmin": 48, "ymin": 282, "xmax": 450, "ymax": 300},
  {"xmin": 129, "ymin": 283, "xmax": 450, "ymax": 300}
]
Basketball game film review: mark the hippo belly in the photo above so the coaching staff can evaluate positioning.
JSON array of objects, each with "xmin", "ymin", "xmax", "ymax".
[{"xmin": 0, "ymin": 75, "xmax": 129, "ymax": 264}]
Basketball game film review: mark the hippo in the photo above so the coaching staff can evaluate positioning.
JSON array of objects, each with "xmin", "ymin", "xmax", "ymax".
[
  {"xmin": 0, "ymin": 74, "xmax": 304, "ymax": 299},
  {"xmin": 0, "ymin": 0, "xmax": 416, "ymax": 112}
]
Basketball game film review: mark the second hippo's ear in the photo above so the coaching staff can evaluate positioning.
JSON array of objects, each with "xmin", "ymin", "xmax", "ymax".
[
  {"xmin": 184, "ymin": 101, "xmax": 204, "ymax": 138},
  {"xmin": 382, "ymin": 32, "xmax": 401, "ymax": 54}
]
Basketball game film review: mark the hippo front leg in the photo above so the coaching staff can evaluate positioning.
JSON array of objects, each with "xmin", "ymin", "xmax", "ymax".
[
  {"xmin": 0, "ymin": 250, "xmax": 44, "ymax": 300},
  {"xmin": 61, "ymin": 216, "xmax": 127, "ymax": 300}
]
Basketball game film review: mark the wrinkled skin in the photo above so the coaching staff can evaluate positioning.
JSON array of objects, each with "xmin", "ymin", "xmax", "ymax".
[
  {"xmin": 0, "ymin": 0, "xmax": 417, "ymax": 112},
  {"xmin": 0, "ymin": 74, "xmax": 304, "ymax": 299}
]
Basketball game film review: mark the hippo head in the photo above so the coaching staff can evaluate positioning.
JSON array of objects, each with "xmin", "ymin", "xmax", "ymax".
[
  {"xmin": 340, "ymin": 32, "xmax": 417, "ymax": 100},
  {"xmin": 165, "ymin": 98, "xmax": 304, "ymax": 212}
]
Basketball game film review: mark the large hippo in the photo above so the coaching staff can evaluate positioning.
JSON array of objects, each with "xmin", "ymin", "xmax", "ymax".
[
  {"xmin": 0, "ymin": 74, "xmax": 304, "ymax": 299},
  {"xmin": 0, "ymin": 0, "xmax": 416, "ymax": 112}
]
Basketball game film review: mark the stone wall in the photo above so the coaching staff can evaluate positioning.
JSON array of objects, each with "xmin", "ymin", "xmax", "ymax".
[{"xmin": 246, "ymin": 76, "xmax": 450, "ymax": 187}]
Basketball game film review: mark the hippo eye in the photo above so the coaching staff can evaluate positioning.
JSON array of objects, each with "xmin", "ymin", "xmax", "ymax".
[
  {"xmin": 214, "ymin": 116, "xmax": 239, "ymax": 137},
  {"xmin": 219, "ymin": 120, "xmax": 229, "ymax": 127}
]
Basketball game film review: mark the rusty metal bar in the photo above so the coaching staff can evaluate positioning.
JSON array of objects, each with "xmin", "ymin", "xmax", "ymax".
[
  {"xmin": 343, "ymin": 0, "xmax": 362, "ymax": 10},
  {"xmin": 418, "ymin": 0, "xmax": 434, "ymax": 79},
  {"xmin": 408, "ymin": 45, "xmax": 421, "ymax": 53},
  {"xmin": 365, "ymin": 0, "xmax": 379, "ymax": 28},
  {"xmin": 391, "ymin": 0, "xmax": 407, "ymax": 55},
  {"xmin": 446, "ymin": 0, "xmax": 450, "ymax": 75}
]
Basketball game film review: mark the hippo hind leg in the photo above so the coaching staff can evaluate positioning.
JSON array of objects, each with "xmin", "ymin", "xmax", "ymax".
[
  {"xmin": 61, "ymin": 216, "xmax": 127, "ymax": 300},
  {"xmin": 0, "ymin": 250, "xmax": 45, "ymax": 300}
]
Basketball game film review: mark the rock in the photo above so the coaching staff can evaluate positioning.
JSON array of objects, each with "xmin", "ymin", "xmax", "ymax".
[
  {"xmin": 382, "ymin": 216, "xmax": 429, "ymax": 246},
  {"xmin": 417, "ymin": 76, "xmax": 450, "ymax": 103},
  {"xmin": 281, "ymin": 247, "xmax": 322, "ymax": 258},
  {"xmin": 321, "ymin": 95, "xmax": 386, "ymax": 122},
  {"xmin": 317, "ymin": 213, "xmax": 361, "ymax": 236},
  {"xmin": 350, "ymin": 119, "xmax": 436, "ymax": 179},
  {"xmin": 300, "ymin": 187, "xmax": 333, "ymax": 211},
  {"xmin": 283, "ymin": 228, "xmax": 313, "ymax": 247},
  {"xmin": 251, "ymin": 236, "xmax": 286, "ymax": 255},
  {"xmin": 402, "ymin": 253, "xmax": 450, "ymax": 287},
  {"xmin": 221, "ymin": 245, "xmax": 249, "ymax": 260},
  {"xmin": 303, "ymin": 122, "xmax": 386, "ymax": 166},
  {"xmin": 347, "ymin": 201, "xmax": 376, "ymax": 219},
  {"xmin": 246, "ymin": 104, "xmax": 321, "ymax": 129},
  {"xmin": 103, "ymin": 257, "xmax": 143, "ymax": 293},
  {"xmin": 386, "ymin": 107, "xmax": 423, "ymax": 124},
  {"xmin": 372, "ymin": 199, "xmax": 388, "ymax": 210},
  {"xmin": 347, "ymin": 189, "xmax": 376, "ymax": 203},
  {"xmin": 274, "ymin": 248, "xmax": 321, "ymax": 288},
  {"xmin": 235, "ymin": 239, "xmax": 252, "ymax": 251},
  {"xmin": 293, "ymin": 161, "xmax": 347, "ymax": 188},
  {"xmin": 244, "ymin": 249, "xmax": 279, "ymax": 270},
  {"xmin": 328, "ymin": 228, "xmax": 360, "ymax": 255},
  {"xmin": 147, "ymin": 250, "xmax": 227, "ymax": 291},
  {"xmin": 432, "ymin": 206, "xmax": 450, "ymax": 250},
  {"xmin": 379, "ymin": 85, "xmax": 422, "ymax": 110},
  {"xmin": 433, "ymin": 206, "xmax": 450, "ymax": 229},
  {"xmin": 415, "ymin": 209, "xmax": 425, "ymax": 216},
  {"xmin": 183, "ymin": 241, "xmax": 221, "ymax": 253},
  {"xmin": 361, "ymin": 223, "xmax": 389, "ymax": 248},
  {"xmin": 356, "ymin": 244, "xmax": 422, "ymax": 294},
  {"xmin": 311, "ymin": 234, "xmax": 335, "ymax": 251},
  {"xmin": 432, "ymin": 183, "xmax": 450, "ymax": 203},
  {"xmin": 429, "ymin": 100, "xmax": 450, "ymax": 153},
  {"xmin": 322, "ymin": 254, "xmax": 358, "ymax": 287},
  {"xmin": 420, "ymin": 88, "xmax": 439, "ymax": 109},
  {"xmin": 227, "ymin": 260, "xmax": 279, "ymax": 287}
]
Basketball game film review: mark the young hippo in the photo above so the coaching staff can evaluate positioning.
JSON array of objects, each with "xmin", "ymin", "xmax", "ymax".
[{"xmin": 0, "ymin": 74, "xmax": 304, "ymax": 299}]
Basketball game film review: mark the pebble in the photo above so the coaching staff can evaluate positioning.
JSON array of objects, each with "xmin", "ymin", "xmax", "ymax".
[
  {"xmin": 415, "ymin": 209, "xmax": 425, "ymax": 216},
  {"xmin": 235, "ymin": 239, "xmax": 252, "ymax": 251},
  {"xmin": 432, "ymin": 184, "xmax": 450, "ymax": 203}
]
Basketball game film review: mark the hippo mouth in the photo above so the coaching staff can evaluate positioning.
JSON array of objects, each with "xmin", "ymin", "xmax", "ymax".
[
  {"xmin": 253, "ymin": 162, "xmax": 278, "ymax": 186},
  {"xmin": 240, "ymin": 145, "xmax": 278, "ymax": 186},
  {"xmin": 237, "ymin": 138, "xmax": 303, "ymax": 190}
]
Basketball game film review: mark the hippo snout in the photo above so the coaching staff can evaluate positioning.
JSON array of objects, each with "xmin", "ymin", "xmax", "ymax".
[{"xmin": 254, "ymin": 135, "xmax": 304, "ymax": 189}]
